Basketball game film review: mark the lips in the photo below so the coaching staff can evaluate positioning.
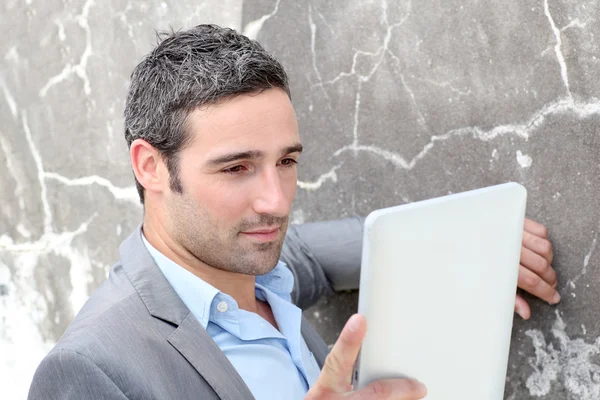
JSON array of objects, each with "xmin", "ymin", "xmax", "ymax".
[{"xmin": 240, "ymin": 227, "xmax": 280, "ymax": 242}]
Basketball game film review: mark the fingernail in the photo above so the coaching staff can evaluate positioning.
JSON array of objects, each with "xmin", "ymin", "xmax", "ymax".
[
  {"xmin": 552, "ymin": 292, "xmax": 561, "ymax": 304},
  {"xmin": 415, "ymin": 380, "xmax": 427, "ymax": 394}
]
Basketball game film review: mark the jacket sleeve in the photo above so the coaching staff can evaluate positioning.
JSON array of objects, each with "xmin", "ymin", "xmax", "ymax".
[
  {"xmin": 28, "ymin": 350, "xmax": 128, "ymax": 400},
  {"xmin": 282, "ymin": 216, "xmax": 365, "ymax": 309}
]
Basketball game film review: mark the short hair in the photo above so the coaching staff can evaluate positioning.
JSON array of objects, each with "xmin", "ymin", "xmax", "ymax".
[{"xmin": 123, "ymin": 24, "xmax": 291, "ymax": 204}]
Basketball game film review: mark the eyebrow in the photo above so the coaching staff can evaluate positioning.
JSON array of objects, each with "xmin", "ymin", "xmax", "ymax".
[
  {"xmin": 206, "ymin": 143, "xmax": 303, "ymax": 166},
  {"xmin": 207, "ymin": 150, "xmax": 263, "ymax": 166},
  {"xmin": 281, "ymin": 143, "xmax": 304, "ymax": 156}
]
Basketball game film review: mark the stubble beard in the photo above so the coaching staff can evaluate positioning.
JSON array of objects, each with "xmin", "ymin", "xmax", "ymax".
[{"xmin": 171, "ymin": 195, "xmax": 289, "ymax": 276}]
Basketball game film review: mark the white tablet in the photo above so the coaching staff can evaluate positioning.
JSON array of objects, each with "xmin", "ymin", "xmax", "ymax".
[{"xmin": 354, "ymin": 182, "xmax": 527, "ymax": 400}]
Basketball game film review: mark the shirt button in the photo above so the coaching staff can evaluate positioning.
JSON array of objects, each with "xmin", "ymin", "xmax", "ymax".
[{"xmin": 216, "ymin": 301, "xmax": 228, "ymax": 312}]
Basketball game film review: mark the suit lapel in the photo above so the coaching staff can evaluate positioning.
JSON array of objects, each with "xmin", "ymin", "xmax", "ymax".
[
  {"xmin": 301, "ymin": 316, "xmax": 329, "ymax": 368},
  {"xmin": 119, "ymin": 226, "xmax": 254, "ymax": 400},
  {"xmin": 168, "ymin": 313, "xmax": 255, "ymax": 400}
]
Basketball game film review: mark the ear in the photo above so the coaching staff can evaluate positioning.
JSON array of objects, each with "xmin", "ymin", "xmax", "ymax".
[{"xmin": 130, "ymin": 139, "xmax": 168, "ymax": 196}]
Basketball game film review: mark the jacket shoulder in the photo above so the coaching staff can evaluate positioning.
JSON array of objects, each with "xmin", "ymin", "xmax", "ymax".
[{"xmin": 28, "ymin": 349, "xmax": 128, "ymax": 399}]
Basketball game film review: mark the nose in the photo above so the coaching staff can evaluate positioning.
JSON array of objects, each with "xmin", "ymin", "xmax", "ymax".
[{"xmin": 252, "ymin": 167, "xmax": 292, "ymax": 218}]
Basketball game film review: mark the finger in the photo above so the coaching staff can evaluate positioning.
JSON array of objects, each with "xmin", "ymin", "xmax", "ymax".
[
  {"xmin": 314, "ymin": 314, "xmax": 366, "ymax": 393},
  {"xmin": 351, "ymin": 379, "xmax": 427, "ymax": 400},
  {"xmin": 514, "ymin": 293, "xmax": 531, "ymax": 320},
  {"xmin": 520, "ymin": 246, "xmax": 558, "ymax": 287},
  {"xmin": 524, "ymin": 218, "xmax": 549, "ymax": 239},
  {"xmin": 517, "ymin": 265, "xmax": 561, "ymax": 304},
  {"xmin": 522, "ymin": 230, "xmax": 554, "ymax": 265}
]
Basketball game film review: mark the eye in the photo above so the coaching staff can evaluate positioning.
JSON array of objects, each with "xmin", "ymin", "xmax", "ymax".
[
  {"xmin": 222, "ymin": 165, "xmax": 247, "ymax": 174},
  {"xmin": 279, "ymin": 158, "xmax": 298, "ymax": 167}
]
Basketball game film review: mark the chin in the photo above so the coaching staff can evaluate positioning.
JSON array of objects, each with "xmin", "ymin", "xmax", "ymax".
[
  {"xmin": 243, "ymin": 254, "xmax": 281, "ymax": 276},
  {"xmin": 228, "ymin": 239, "xmax": 284, "ymax": 275}
]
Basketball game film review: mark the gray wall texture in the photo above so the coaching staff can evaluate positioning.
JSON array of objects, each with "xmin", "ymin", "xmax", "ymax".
[{"xmin": 1, "ymin": 0, "xmax": 599, "ymax": 399}]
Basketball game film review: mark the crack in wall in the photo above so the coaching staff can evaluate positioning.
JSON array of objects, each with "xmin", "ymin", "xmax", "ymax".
[
  {"xmin": 0, "ymin": 135, "xmax": 25, "ymax": 210},
  {"xmin": 567, "ymin": 232, "xmax": 599, "ymax": 290},
  {"xmin": 22, "ymin": 113, "xmax": 53, "ymax": 234},
  {"xmin": 543, "ymin": 0, "xmax": 572, "ymax": 99},
  {"xmin": 308, "ymin": 4, "xmax": 332, "ymax": 107},
  {"xmin": 0, "ymin": 77, "xmax": 18, "ymax": 119},
  {"xmin": 325, "ymin": 97, "xmax": 600, "ymax": 175},
  {"xmin": 44, "ymin": 172, "xmax": 140, "ymax": 206},
  {"xmin": 305, "ymin": 0, "xmax": 414, "ymax": 179},
  {"xmin": 297, "ymin": 164, "xmax": 342, "ymax": 191},
  {"xmin": 387, "ymin": 49, "xmax": 427, "ymax": 128},
  {"xmin": 242, "ymin": 0, "xmax": 281, "ymax": 40},
  {"xmin": 39, "ymin": 0, "xmax": 95, "ymax": 97},
  {"xmin": 311, "ymin": 0, "xmax": 412, "ymax": 89}
]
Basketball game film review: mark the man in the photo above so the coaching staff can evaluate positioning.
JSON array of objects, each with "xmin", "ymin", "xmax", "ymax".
[{"xmin": 28, "ymin": 25, "xmax": 558, "ymax": 399}]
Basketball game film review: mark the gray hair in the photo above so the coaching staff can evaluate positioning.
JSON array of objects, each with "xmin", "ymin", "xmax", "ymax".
[{"xmin": 124, "ymin": 24, "xmax": 291, "ymax": 204}]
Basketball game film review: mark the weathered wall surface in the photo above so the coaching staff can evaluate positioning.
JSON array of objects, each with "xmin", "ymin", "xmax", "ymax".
[{"xmin": 1, "ymin": 1, "xmax": 598, "ymax": 398}]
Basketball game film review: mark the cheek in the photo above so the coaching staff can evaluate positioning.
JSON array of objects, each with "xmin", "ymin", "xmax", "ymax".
[
  {"xmin": 281, "ymin": 170, "xmax": 298, "ymax": 203},
  {"xmin": 195, "ymin": 180, "xmax": 252, "ymax": 220}
]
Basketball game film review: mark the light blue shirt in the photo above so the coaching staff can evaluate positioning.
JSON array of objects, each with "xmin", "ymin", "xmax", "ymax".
[{"xmin": 142, "ymin": 235, "xmax": 321, "ymax": 400}]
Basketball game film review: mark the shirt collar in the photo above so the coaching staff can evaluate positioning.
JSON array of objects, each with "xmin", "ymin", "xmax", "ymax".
[
  {"xmin": 141, "ymin": 233, "xmax": 295, "ymax": 327},
  {"xmin": 256, "ymin": 261, "xmax": 294, "ymax": 303}
]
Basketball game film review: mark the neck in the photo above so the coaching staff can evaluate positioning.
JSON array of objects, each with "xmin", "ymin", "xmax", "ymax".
[{"xmin": 142, "ymin": 215, "xmax": 259, "ymax": 313}]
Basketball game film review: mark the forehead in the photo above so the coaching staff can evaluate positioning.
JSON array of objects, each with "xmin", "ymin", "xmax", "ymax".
[{"xmin": 183, "ymin": 89, "xmax": 299, "ymax": 155}]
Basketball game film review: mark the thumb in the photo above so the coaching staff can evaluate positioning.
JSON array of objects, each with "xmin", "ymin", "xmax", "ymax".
[{"xmin": 312, "ymin": 314, "xmax": 366, "ymax": 394}]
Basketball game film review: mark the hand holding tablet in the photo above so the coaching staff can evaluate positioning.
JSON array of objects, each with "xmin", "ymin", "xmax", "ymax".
[{"xmin": 306, "ymin": 314, "xmax": 427, "ymax": 400}]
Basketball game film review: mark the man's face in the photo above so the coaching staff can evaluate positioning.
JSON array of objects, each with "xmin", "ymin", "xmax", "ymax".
[{"xmin": 163, "ymin": 88, "xmax": 301, "ymax": 276}]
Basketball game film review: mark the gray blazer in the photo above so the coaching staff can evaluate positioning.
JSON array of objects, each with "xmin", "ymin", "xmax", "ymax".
[{"xmin": 28, "ymin": 217, "xmax": 365, "ymax": 399}]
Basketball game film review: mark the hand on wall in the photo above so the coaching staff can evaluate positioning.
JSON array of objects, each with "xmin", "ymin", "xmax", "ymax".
[{"xmin": 515, "ymin": 218, "xmax": 558, "ymax": 320}]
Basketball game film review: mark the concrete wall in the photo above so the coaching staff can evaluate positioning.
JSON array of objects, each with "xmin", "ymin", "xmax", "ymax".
[{"xmin": 1, "ymin": 0, "xmax": 598, "ymax": 398}]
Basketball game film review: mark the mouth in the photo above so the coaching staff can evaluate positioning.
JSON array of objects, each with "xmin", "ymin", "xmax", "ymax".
[{"xmin": 239, "ymin": 226, "xmax": 280, "ymax": 242}]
